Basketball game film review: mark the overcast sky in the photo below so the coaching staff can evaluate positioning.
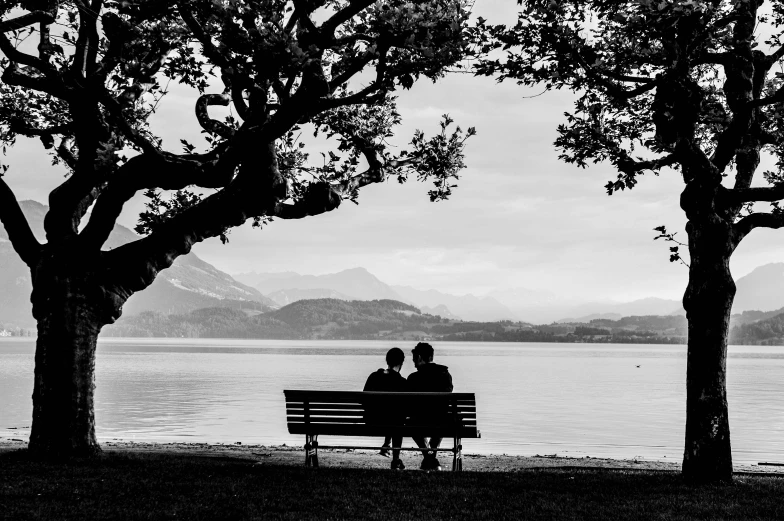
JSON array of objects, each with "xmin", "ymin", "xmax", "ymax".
[{"xmin": 4, "ymin": 0, "xmax": 784, "ymax": 304}]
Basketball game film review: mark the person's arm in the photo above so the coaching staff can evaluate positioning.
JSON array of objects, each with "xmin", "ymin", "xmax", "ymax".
[{"xmin": 445, "ymin": 371, "xmax": 453, "ymax": 392}]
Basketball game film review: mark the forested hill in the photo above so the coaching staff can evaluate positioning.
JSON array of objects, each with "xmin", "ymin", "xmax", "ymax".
[
  {"xmin": 104, "ymin": 298, "xmax": 690, "ymax": 343},
  {"xmin": 730, "ymin": 312, "xmax": 784, "ymax": 345},
  {"xmin": 103, "ymin": 299, "xmax": 446, "ymax": 339}
]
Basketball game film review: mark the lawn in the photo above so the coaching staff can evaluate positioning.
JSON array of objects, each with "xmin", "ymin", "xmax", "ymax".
[{"xmin": 2, "ymin": 450, "xmax": 783, "ymax": 520}]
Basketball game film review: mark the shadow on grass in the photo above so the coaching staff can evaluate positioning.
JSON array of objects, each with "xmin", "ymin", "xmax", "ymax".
[{"xmin": 2, "ymin": 450, "xmax": 783, "ymax": 520}]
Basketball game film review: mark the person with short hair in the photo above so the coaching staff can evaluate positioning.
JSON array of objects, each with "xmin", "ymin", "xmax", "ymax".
[
  {"xmin": 363, "ymin": 347, "xmax": 407, "ymax": 470},
  {"xmin": 407, "ymin": 342, "xmax": 453, "ymax": 471}
]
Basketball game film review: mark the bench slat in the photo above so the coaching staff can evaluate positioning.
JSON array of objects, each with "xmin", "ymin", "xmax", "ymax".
[
  {"xmin": 284, "ymin": 390, "xmax": 475, "ymax": 401},
  {"xmin": 286, "ymin": 407, "xmax": 476, "ymax": 416},
  {"xmin": 286, "ymin": 413, "xmax": 477, "ymax": 422},
  {"xmin": 287, "ymin": 423, "xmax": 480, "ymax": 438},
  {"xmin": 286, "ymin": 409, "xmax": 364, "ymax": 417},
  {"xmin": 286, "ymin": 403, "xmax": 365, "ymax": 410},
  {"xmin": 287, "ymin": 415, "xmax": 477, "ymax": 424},
  {"xmin": 286, "ymin": 402, "xmax": 477, "ymax": 409}
]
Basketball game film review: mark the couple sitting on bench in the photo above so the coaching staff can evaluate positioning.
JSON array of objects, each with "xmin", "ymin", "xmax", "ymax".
[{"xmin": 363, "ymin": 342, "xmax": 454, "ymax": 471}]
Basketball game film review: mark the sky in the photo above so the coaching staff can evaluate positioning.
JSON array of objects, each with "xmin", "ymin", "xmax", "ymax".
[{"xmin": 4, "ymin": 0, "xmax": 784, "ymax": 305}]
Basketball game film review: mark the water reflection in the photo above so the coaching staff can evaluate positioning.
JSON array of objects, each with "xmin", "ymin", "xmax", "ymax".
[{"xmin": 1, "ymin": 338, "xmax": 783, "ymax": 463}]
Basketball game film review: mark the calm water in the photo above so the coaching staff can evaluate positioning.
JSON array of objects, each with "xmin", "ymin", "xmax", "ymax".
[{"xmin": 2, "ymin": 338, "xmax": 784, "ymax": 464}]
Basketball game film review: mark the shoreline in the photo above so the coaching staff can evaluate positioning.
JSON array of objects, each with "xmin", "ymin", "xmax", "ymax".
[{"xmin": 3, "ymin": 438, "xmax": 783, "ymax": 475}]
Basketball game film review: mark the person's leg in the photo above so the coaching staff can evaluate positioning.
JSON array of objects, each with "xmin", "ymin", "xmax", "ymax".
[
  {"xmin": 389, "ymin": 435, "xmax": 405, "ymax": 469},
  {"xmin": 391, "ymin": 436, "xmax": 403, "ymax": 460},
  {"xmin": 412, "ymin": 436, "xmax": 428, "ymax": 449},
  {"xmin": 412, "ymin": 436, "xmax": 435, "ymax": 468},
  {"xmin": 380, "ymin": 436, "xmax": 391, "ymax": 456},
  {"xmin": 428, "ymin": 437, "xmax": 443, "ymax": 470}
]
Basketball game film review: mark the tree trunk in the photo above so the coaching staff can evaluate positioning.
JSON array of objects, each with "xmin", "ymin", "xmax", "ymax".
[
  {"xmin": 681, "ymin": 218, "xmax": 735, "ymax": 483},
  {"xmin": 27, "ymin": 254, "xmax": 113, "ymax": 458}
]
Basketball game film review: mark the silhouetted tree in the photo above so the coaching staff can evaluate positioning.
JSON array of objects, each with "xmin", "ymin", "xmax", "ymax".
[
  {"xmin": 0, "ymin": 0, "xmax": 474, "ymax": 458},
  {"xmin": 476, "ymin": 0, "xmax": 784, "ymax": 483}
]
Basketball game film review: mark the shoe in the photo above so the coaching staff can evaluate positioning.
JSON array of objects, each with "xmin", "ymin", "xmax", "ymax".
[
  {"xmin": 420, "ymin": 455, "xmax": 441, "ymax": 471},
  {"xmin": 391, "ymin": 458, "xmax": 405, "ymax": 470},
  {"xmin": 379, "ymin": 447, "xmax": 391, "ymax": 458}
]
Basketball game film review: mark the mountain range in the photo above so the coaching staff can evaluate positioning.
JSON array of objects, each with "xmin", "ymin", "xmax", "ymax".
[
  {"xmin": 0, "ymin": 201, "xmax": 274, "ymax": 328},
  {"xmin": 233, "ymin": 263, "xmax": 784, "ymax": 324},
  {"xmin": 233, "ymin": 267, "xmax": 517, "ymax": 322},
  {"xmin": 8, "ymin": 200, "xmax": 784, "ymax": 329}
]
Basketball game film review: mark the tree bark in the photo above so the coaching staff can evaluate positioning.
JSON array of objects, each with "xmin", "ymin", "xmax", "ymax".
[
  {"xmin": 26, "ymin": 251, "xmax": 116, "ymax": 458},
  {"xmin": 681, "ymin": 217, "xmax": 735, "ymax": 484}
]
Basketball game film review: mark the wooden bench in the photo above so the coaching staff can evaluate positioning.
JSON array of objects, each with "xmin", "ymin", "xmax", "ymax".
[{"xmin": 284, "ymin": 390, "xmax": 480, "ymax": 471}]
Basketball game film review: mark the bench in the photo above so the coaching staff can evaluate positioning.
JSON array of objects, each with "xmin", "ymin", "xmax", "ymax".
[{"xmin": 284, "ymin": 390, "xmax": 480, "ymax": 471}]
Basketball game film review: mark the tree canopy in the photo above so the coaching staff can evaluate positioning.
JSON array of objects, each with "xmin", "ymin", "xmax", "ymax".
[
  {"xmin": 475, "ymin": 0, "xmax": 784, "ymax": 239},
  {"xmin": 0, "ymin": 0, "xmax": 475, "ymax": 322}
]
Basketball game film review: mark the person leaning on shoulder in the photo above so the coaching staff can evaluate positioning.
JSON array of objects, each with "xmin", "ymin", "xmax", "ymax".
[{"xmin": 407, "ymin": 342, "xmax": 453, "ymax": 471}]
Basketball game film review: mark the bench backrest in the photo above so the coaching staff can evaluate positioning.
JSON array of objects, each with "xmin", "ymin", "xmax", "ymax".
[{"xmin": 284, "ymin": 390, "xmax": 480, "ymax": 438}]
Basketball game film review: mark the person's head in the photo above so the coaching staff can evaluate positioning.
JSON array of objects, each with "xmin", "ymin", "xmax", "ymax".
[
  {"xmin": 386, "ymin": 347, "xmax": 405, "ymax": 372},
  {"xmin": 412, "ymin": 342, "xmax": 434, "ymax": 368}
]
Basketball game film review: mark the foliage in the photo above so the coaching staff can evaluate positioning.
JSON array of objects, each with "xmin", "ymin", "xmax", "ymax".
[
  {"xmin": 0, "ymin": 0, "xmax": 477, "ymax": 304},
  {"xmin": 473, "ymin": 1, "xmax": 784, "ymax": 234},
  {"xmin": 653, "ymin": 225, "xmax": 689, "ymax": 267}
]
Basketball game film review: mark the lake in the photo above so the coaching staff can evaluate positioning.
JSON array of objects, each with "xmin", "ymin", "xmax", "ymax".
[{"xmin": 2, "ymin": 338, "xmax": 784, "ymax": 464}]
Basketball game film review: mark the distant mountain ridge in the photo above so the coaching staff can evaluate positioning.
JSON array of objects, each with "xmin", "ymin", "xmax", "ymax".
[
  {"xmin": 391, "ymin": 285, "xmax": 515, "ymax": 322},
  {"xmin": 0, "ymin": 201, "xmax": 275, "ymax": 327},
  {"xmin": 733, "ymin": 263, "xmax": 784, "ymax": 313},
  {"xmin": 240, "ymin": 267, "xmax": 404, "ymax": 302},
  {"xmin": 232, "ymin": 263, "xmax": 784, "ymax": 324}
]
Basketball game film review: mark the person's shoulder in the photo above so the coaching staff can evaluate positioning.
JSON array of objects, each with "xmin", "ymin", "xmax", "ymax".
[{"xmin": 363, "ymin": 368, "xmax": 386, "ymax": 390}]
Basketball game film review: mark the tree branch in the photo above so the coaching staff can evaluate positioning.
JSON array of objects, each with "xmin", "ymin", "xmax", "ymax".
[
  {"xmin": 273, "ymin": 181, "xmax": 342, "ymax": 219},
  {"xmin": 196, "ymin": 93, "xmax": 234, "ymax": 138},
  {"xmin": 0, "ymin": 177, "xmax": 42, "ymax": 266},
  {"xmin": 71, "ymin": 0, "xmax": 103, "ymax": 77},
  {"xmin": 80, "ymin": 149, "xmax": 232, "ymax": 249},
  {"xmin": 723, "ymin": 185, "xmax": 784, "ymax": 205},
  {"xmin": 766, "ymin": 43, "xmax": 784, "ymax": 65},
  {"xmin": 0, "ymin": 10, "xmax": 55, "ymax": 33},
  {"xmin": 748, "ymin": 87, "xmax": 784, "ymax": 108},
  {"xmin": 1, "ymin": 64, "xmax": 67, "ymax": 98},
  {"xmin": 320, "ymin": 0, "xmax": 376, "ymax": 37},
  {"xmin": 0, "ymin": 33, "xmax": 55, "ymax": 73},
  {"xmin": 99, "ymin": 92, "xmax": 161, "ymax": 154},
  {"xmin": 178, "ymin": 4, "xmax": 232, "ymax": 70},
  {"xmin": 693, "ymin": 52, "xmax": 732, "ymax": 66},
  {"xmin": 273, "ymin": 142, "xmax": 386, "ymax": 220},
  {"xmin": 570, "ymin": 46, "xmax": 658, "ymax": 101},
  {"xmin": 734, "ymin": 212, "xmax": 784, "ymax": 243}
]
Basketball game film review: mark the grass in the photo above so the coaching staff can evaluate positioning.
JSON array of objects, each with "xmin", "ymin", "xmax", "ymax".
[{"xmin": 2, "ymin": 450, "xmax": 784, "ymax": 520}]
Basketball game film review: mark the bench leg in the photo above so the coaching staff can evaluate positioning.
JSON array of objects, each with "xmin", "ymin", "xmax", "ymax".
[
  {"xmin": 304, "ymin": 434, "xmax": 320, "ymax": 468},
  {"xmin": 452, "ymin": 438, "xmax": 462, "ymax": 472}
]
